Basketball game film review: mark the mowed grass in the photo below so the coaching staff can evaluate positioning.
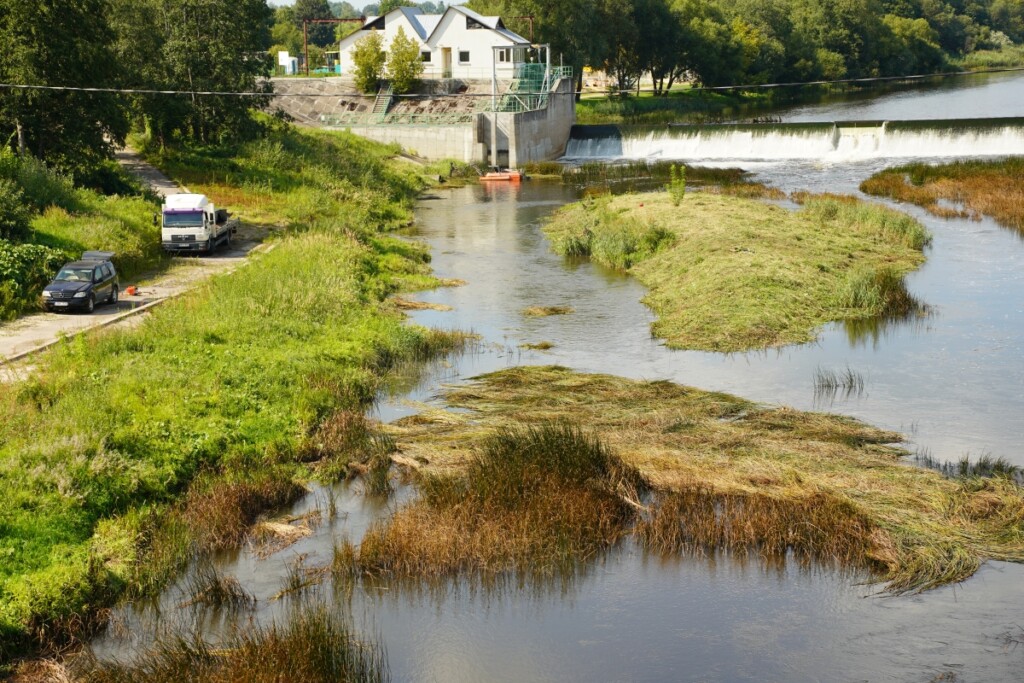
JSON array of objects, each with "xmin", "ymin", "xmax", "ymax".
[
  {"xmin": 544, "ymin": 191, "xmax": 930, "ymax": 351},
  {"xmin": 383, "ymin": 366, "xmax": 1024, "ymax": 593},
  {"xmin": 861, "ymin": 158, "xmax": 1024, "ymax": 233},
  {"xmin": 0, "ymin": 125, "xmax": 459, "ymax": 663}
]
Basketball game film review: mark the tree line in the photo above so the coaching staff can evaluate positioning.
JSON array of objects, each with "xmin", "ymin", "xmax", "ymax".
[
  {"xmin": 0, "ymin": 0, "xmax": 272, "ymax": 181},
  {"xmin": 466, "ymin": 0, "xmax": 1024, "ymax": 92}
]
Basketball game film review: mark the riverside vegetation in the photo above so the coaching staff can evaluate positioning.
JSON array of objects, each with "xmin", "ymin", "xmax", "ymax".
[
  {"xmin": 861, "ymin": 157, "xmax": 1024, "ymax": 233},
  {"xmin": 0, "ymin": 123, "xmax": 466, "ymax": 667},
  {"xmin": 544, "ymin": 190, "xmax": 931, "ymax": 351},
  {"xmin": 376, "ymin": 366, "xmax": 1024, "ymax": 593}
]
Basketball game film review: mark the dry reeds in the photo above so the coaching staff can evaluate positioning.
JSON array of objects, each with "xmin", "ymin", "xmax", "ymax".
[
  {"xmin": 637, "ymin": 488, "xmax": 880, "ymax": 570},
  {"xmin": 384, "ymin": 366, "xmax": 1024, "ymax": 592},
  {"xmin": 75, "ymin": 605, "xmax": 386, "ymax": 683},
  {"xmin": 183, "ymin": 475, "xmax": 307, "ymax": 554},
  {"xmin": 522, "ymin": 305, "xmax": 575, "ymax": 317},
  {"xmin": 180, "ymin": 564, "xmax": 256, "ymax": 609},
  {"xmin": 358, "ymin": 423, "xmax": 643, "ymax": 577},
  {"xmin": 861, "ymin": 159, "xmax": 1024, "ymax": 233}
]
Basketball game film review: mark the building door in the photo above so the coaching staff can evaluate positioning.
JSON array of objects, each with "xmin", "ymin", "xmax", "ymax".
[{"xmin": 442, "ymin": 48, "xmax": 452, "ymax": 79}]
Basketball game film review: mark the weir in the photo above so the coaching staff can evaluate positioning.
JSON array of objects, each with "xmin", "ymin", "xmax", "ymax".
[{"xmin": 563, "ymin": 117, "xmax": 1024, "ymax": 161}]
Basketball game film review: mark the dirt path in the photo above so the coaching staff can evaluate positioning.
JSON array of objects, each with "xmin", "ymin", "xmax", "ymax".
[{"xmin": 0, "ymin": 149, "xmax": 270, "ymax": 375}]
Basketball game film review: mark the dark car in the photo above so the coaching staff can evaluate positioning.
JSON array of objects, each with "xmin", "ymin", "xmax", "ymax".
[{"xmin": 42, "ymin": 251, "xmax": 120, "ymax": 314}]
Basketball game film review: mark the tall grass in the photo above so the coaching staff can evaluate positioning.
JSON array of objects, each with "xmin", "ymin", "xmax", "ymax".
[
  {"xmin": 76, "ymin": 605, "xmax": 387, "ymax": 683},
  {"xmin": 861, "ymin": 159, "xmax": 1024, "ymax": 234},
  {"xmin": 358, "ymin": 424, "xmax": 643, "ymax": 576}
]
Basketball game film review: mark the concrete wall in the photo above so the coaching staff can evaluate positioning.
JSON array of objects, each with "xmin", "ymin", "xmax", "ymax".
[
  {"xmin": 271, "ymin": 77, "xmax": 576, "ymax": 166},
  {"xmin": 476, "ymin": 78, "xmax": 576, "ymax": 167},
  {"xmin": 342, "ymin": 124, "xmax": 486, "ymax": 162}
]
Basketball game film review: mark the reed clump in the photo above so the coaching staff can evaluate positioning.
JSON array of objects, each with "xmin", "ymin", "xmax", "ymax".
[
  {"xmin": 522, "ymin": 305, "xmax": 575, "ymax": 317},
  {"xmin": 75, "ymin": 605, "xmax": 386, "ymax": 683},
  {"xmin": 544, "ymin": 191, "xmax": 929, "ymax": 351},
  {"xmin": 637, "ymin": 488, "xmax": 879, "ymax": 570},
  {"xmin": 358, "ymin": 423, "xmax": 644, "ymax": 576},
  {"xmin": 385, "ymin": 366, "xmax": 1024, "ymax": 592},
  {"xmin": 182, "ymin": 475, "xmax": 307, "ymax": 554},
  {"xmin": 180, "ymin": 564, "xmax": 256, "ymax": 609},
  {"xmin": 861, "ymin": 159, "xmax": 1024, "ymax": 233}
]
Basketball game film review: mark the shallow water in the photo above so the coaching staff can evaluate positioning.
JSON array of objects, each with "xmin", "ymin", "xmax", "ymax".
[{"xmin": 90, "ymin": 75, "xmax": 1024, "ymax": 681}]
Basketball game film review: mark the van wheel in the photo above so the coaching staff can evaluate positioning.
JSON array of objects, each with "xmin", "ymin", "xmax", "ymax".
[
  {"xmin": 86, "ymin": 295, "xmax": 95, "ymax": 314},
  {"xmin": 110, "ymin": 286, "xmax": 119, "ymax": 305}
]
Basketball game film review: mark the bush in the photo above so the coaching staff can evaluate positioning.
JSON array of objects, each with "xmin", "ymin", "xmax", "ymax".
[
  {"xmin": 0, "ymin": 180, "xmax": 32, "ymax": 241},
  {"xmin": 666, "ymin": 164, "xmax": 686, "ymax": 206},
  {"xmin": 0, "ymin": 241, "xmax": 69, "ymax": 319}
]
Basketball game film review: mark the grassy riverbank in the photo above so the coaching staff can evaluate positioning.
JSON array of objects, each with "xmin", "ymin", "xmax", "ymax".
[
  {"xmin": 0, "ymin": 125, "xmax": 460, "ymax": 666},
  {"xmin": 0, "ymin": 152, "xmax": 162, "ymax": 320},
  {"xmin": 379, "ymin": 366, "xmax": 1024, "ymax": 593},
  {"xmin": 861, "ymin": 158, "xmax": 1024, "ymax": 234},
  {"xmin": 544, "ymin": 191, "xmax": 930, "ymax": 352},
  {"xmin": 576, "ymin": 89, "xmax": 765, "ymax": 125}
]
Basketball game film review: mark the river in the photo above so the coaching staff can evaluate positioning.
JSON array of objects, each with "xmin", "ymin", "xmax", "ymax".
[{"xmin": 91, "ymin": 72, "xmax": 1024, "ymax": 682}]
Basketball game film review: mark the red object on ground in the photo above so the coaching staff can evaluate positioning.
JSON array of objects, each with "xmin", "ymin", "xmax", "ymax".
[
  {"xmin": 479, "ymin": 170, "xmax": 524, "ymax": 183},
  {"xmin": 125, "ymin": 286, "xmax": 137, "ymax": 296}
]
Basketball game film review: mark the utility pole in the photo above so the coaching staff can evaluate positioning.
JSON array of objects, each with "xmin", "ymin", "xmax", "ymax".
[{"xmin": 509, "ymin": 16, "xmax": 535, "ymax": 42}]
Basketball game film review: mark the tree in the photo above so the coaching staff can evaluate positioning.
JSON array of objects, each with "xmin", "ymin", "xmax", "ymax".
[
  {"xmin": 352, "ymin": 30, "xmax": 387, "ymax": 92},
  {"xmin": 151, "ymin": 0, "xmax": 274, "ymax": 145},
  {"xmin": 272, "ymin": 7, "xmax": 306, "ymax": 56},
  {"xmin": 0, "ymin": 0, "xmax": 129, "ymax": 178},
  {"xmin": 295, "ymin": 0, "xmax": 336, "ymax": 47},
  {"xmin": 386, "ymin": 26, "xmax": 425, "ymax": 93}
]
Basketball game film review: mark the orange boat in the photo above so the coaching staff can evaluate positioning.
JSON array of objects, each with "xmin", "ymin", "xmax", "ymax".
[{"xmin": 479, "ymin": 169, "xmax": 525, "ymax": 183}]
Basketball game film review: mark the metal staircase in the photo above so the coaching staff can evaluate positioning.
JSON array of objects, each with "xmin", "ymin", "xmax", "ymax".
[{"xmin": 372, "ymin": 84, "xmax": 393, "ymax": 121}]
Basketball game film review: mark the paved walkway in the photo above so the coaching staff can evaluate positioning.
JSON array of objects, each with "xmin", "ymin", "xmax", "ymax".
[{"xmin": 0, "ymin": 150, "xmax": 270, "ymax": 373}]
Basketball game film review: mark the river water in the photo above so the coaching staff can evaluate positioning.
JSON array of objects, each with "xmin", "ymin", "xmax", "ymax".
[{"xmin": 91, "ymin": 73, "xmax": 1024, "ymax": 681}]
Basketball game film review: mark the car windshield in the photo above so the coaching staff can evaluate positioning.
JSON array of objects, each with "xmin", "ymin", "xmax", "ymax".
[
  {"xmin": 55, "ymin": 267, "xmax": 95, "ymax": 282},
  {"xmin": 163, "ymin": 211, "xmax": 204, "ymax": 227}
]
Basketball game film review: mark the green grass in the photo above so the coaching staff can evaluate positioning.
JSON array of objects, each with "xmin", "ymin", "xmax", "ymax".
[
  {"xmin": 576, "ymin": 89, "xmax": 769, "ymax": 125},
  {"xmin": 952, "ymin": 45, "xmax": 1024, "ymax": 70},
  {"xmin": 385, "ymin": 366, "xmax": 1024, "ymax": 593},
  {"xmin": 0, "ymin": 123, "xmax": 461, "ymax": 664},
  {"xmin": 543, "ymin": 191, "xmax": 930, "ymax": 351}
]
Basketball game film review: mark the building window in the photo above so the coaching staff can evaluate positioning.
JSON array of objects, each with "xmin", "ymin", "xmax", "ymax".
[
  {"xmin": 497, "ymin": 48, "xmax": 511, "ymax": 63},
  {"xmin": 421, "ymin": 51, "xmax": 431, "ymax": 62},
  {"xmin": 459, "ymin": 50, "xmax": 470, "ymax": 64}
]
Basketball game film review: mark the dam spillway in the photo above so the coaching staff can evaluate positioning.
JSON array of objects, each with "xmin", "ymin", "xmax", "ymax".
[{"xmin": 563, "ymin": 117, "xmax": 1024, "ymax": 162}]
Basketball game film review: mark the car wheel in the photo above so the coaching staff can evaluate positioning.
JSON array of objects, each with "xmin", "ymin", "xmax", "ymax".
[
  {"xmin": 86, "ymin": 295, "xmax": 95, "ymax": 314},
  {"xmin": 110, "ymin": 286, "xmax": 119, "ymax": 305}
]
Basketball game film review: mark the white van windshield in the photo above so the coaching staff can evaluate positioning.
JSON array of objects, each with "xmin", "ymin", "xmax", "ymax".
[{"xmin": 163, "ymin": 211, "xmax": 204, "ymax": 227}]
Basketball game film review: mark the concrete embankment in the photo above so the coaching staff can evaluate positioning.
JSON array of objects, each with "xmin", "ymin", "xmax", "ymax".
[{"xmin": 270, "ymin": 77, "xmax": 576, "ymax": 166}]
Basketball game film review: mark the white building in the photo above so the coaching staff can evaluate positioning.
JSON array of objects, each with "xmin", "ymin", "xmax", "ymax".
[{"xmin": 337, "ymin": 6, "xmax": 532, "ymax": 81}]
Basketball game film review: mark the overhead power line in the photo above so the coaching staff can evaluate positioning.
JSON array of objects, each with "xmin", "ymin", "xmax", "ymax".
[{"xmin": 1, "ymin": 65, "xmax": 1023, "ymax": 99}]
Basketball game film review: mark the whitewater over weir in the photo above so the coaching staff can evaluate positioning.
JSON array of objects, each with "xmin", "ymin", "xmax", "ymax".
[{"xmin": 564, "ymin": 116, "xmax": 1024, "ymax": 161}]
